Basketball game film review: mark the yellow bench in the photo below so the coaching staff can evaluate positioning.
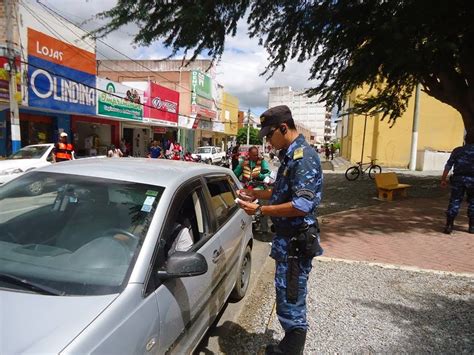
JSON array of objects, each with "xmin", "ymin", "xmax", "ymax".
[{"xmin": 374, "ymin": 172, "xmax": 411, "ymax": 201}]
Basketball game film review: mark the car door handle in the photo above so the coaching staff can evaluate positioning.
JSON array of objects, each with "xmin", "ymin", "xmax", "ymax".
[
  {"xmin": 240, "ymin": 219, "xmax": 247, "ymax": 230},
  {"xmin": 212, "ymin": 247, "xmax": 224, "ymax": 263}
]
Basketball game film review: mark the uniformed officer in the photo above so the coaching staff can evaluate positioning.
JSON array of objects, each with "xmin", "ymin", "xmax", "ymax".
[
  {"xmin": 236, "ymin": 105, "xmax": 323, "ymax": 354},
  {"xmin": 441, "ymin": 130, "xmax": 474, "ymax": 234}
]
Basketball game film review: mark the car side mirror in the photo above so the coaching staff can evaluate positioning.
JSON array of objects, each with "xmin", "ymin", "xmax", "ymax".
[{"xmin": 157, "ymin": 251, "xmax": 208, "ymax": 279}]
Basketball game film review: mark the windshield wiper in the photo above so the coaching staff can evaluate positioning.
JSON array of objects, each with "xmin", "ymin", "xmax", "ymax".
[{"xmin": 0, "ymin": 273, "xmax": 63, "ymax": 296}]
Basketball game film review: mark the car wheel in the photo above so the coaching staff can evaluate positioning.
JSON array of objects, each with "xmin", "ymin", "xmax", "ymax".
[
  {"xmin": 28, "ymin": 180, "xmax": 44, "ymax": 196},
  {"xmin": 230, "ymin": 245, "xmax": 252, "ymax": 301}
]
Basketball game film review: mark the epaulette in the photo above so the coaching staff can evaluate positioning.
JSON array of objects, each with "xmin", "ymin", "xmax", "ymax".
[{"xmin": 293, "ymin": 147, "xmax": 304, "ymax": 160}]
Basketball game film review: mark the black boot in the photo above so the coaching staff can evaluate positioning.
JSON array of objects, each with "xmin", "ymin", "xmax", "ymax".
[
  {"xmin": 469, "ymin": 217, "xmax": 474, "ymax": 234},
  {"xmin": 282, "ymin": 328, "xmax": 306, "ymax": 355},
  {"xmin": 265, "ymin": 329, "xmax": 306, "ymax": 355},
  {"xmin": 443, "ymin": 216, "xmax": 455, "ymax": 234}
]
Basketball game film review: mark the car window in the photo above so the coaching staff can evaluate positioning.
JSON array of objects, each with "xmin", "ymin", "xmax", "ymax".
[
  {"xmin": 197, "ymin": 147, "xmax": 211, "ymax": 154},
  {"xmin": 0, "ymin": 171, "xmax": 164, "ymax": 296},
  {"xmin": 162, "ymin": 188, "xmax": 208, "ymax": 257},
  {"xmin": 8, "ymin": 146, "xmax": 50, "ymax": 159},
  {"xmin": 212, "ymin": 148, "xmax": 216, "ymax": 154},
  {"xmin": 205, "ymin": 177, "xmax": 238, "ymax": 226}
]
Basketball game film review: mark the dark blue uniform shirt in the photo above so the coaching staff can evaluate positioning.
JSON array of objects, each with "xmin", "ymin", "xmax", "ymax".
[
  {"xmin": 270, "ymin": 134, "xmax": 323, "ymax": 261},
  {"xmin": 445, "ymin": 144, "xmax": 474, "ymax": 177}
]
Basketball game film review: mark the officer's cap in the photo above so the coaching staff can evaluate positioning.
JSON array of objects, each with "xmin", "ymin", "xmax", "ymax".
[{"xmin": 259, "ymin": 105, "xmax": 293, "ymax": 139}]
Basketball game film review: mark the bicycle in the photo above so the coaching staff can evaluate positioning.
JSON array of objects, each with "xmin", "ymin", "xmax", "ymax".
[{"xmin": 345, "ymin": 158, "xmax": 382, "ymax": 181}]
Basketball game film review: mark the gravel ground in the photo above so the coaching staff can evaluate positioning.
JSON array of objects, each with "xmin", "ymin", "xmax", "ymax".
[
  {"xmin": 209, "ymin": 166, "xmax": 469, "ymax": 354},
  {"xmin": 216, "ymin": 259, "xmax": 473, "ymax": 354},
  {"xmin": 318, "ymin": 171, "xmax": 449, "ymax": 216}
]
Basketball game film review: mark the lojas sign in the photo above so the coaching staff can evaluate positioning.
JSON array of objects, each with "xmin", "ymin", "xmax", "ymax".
[
  {"xmin": 27, "ymin": 28, "xmax": 96, "ymax": 114},
  {"xmin": 144, "ymin": 82, "xmax": 179, "ymax": 126}
]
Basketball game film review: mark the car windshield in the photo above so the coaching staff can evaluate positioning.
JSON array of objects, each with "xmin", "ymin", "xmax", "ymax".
[
  {"xmin": 8, "ymin": 146, "xmax": 49, "ymax": 160},
  {"xmin": 0, "ymin": 172, "xmax": 164, "ymax": 296},
  {"xmin": 197, "ymin": 147, "xmax": 211, "ymax": 154}
]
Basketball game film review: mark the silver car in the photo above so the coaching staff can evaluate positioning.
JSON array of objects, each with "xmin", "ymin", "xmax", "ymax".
[{"xmin": 0, "ymin": 158, "xmax": 253, "ymax": 354}]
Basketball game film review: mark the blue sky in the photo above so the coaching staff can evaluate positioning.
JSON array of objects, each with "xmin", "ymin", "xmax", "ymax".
[{"xmin": 45, "ymin": 0, "xmax": 319, "ymax": 116}]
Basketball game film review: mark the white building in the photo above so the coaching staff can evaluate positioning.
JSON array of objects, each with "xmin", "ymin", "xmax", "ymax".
[{"xmin": 268, "ymin": 87, "xmax": 327, "ymax": 143}]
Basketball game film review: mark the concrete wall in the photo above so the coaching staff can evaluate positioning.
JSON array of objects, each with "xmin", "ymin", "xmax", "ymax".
[{"xmin": 416, "ymin": 150, "xmax": 451, "ymax": 171}]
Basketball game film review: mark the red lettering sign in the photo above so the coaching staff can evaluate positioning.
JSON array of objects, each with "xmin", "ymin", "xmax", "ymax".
[{"xmin": 144, "ymin": 82, "xmax": 179, "ymax": 125}]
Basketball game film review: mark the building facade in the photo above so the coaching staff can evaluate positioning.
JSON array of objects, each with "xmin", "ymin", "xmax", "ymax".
[
  {"xmin": 339, "ymin": 88, "xmax": 465, "ymax": 169},
  {"xmin": 268, "ymin": 86, "xmax": 326, "ymax": 143},
  {"xmin": 98, "ymin": 59, "xmax": 239, "ymax": 152}
]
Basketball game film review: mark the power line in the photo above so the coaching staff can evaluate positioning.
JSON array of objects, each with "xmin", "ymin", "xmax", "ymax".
[
  {"xmin": 35, "ymin": 0, "xmax": 250, "ymax": 113},
  {"xmin": 20, "ymin": 58, "xmax": 245, "ymax": 127},
  {"xmin": 36, "ymin": 0, "xmax": 195, "ymax": 95}
]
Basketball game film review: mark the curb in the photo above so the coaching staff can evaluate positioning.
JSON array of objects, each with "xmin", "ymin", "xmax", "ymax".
[{"xmin": 315, "ymin": 256, "xmax": 474, "ymax": 278}]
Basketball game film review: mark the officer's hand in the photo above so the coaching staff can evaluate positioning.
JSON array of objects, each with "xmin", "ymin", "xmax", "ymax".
[
  {"xmin": 440, "ymin": 180, "xmax": 448, "ymax": 188},
  {"xmin": 237, "ymin": 199, "xmax": 258, "ymax": 215},
  {"xmin": 237, "ymin": 189, "xmax": 256, "ymax": 202}
]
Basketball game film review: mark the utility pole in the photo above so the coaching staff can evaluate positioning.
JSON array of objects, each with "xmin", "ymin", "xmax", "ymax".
[
  {"xmin": 246, "ymin": 108, "xmax": 251, "ymax": 146},
  {"xmin": 360, "ymin": 113, "xmax": 368, "ymax": 164},
  {"xmin": 4, "ymin": 0, "xmax": 21, "ymax": 153},
  {"xmin": 409, "ymin": 83, "xmax": 421, "ymax": 171}
]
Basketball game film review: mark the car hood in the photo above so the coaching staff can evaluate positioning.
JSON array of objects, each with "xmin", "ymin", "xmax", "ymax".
[
  {"xmin": 0, "ymin": 159, "xmax": 45, "ymax": 172},
  {"xmin": 0, "ymin": 290, "xmax": 118, "ymax": 354}
]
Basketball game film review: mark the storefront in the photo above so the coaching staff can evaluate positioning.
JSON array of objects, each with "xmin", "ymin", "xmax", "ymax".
[
  {"xmin": 71, "ymin": 115, "xmax": 119, "ymax": 157},
  {"xmin": 0, "ymin": 108, "xmax": 71, "ymax": 157},
  {"xmin": 196, "ymin": 118, "xmax": 214, "ymax": 147}
]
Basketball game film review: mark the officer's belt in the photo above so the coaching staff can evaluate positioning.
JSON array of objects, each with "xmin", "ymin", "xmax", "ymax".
[{"xmin": 271, "ymin": 224, "xmax": 312, "ymax": 237}]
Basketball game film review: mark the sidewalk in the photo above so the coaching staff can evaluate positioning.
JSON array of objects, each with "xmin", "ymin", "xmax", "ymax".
[{"xmin": 320, "ymin": 196, "xmax": 473, "ymax": 273}]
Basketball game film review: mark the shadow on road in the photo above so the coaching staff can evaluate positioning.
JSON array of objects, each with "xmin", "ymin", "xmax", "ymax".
[
  {"xmin": 353, "ymin": 290, "xmax": 474, "ymax": 353},
  {"xmin": 197, "ymin": 320, "xmax": 276, "ymax": 354}
]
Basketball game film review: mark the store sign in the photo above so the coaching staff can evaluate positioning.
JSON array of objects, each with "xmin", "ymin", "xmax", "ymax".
[
  {"xmin": 190, "ymin": 70, "xmax": 212, "ymax": 100},
  {"xmin": 97, "ymin": 78, "xmax": 143, "ymax": 120},
  {"xmin": 27, "ymin": 28, "xmax": 96, "ymax": 114},
  {"xmin": 198, "ymin": 119, "xmax": 213, "ymax": 131},
  {"xmin": 0, "ymin": 56, "xmax": 22, "ymax": 104},
  {"xmin": 28, "ymin": 56, "xmax": 96, "ymax": 114},
  {"xmin": 144, "ymin": 82, "xmax": 179, "ymax": 126},
  {"xmin": 27, "ymin": 28, "xmax": 96, "ymax": 75},
  {"xmin": 191, "ymin": 104, "xmax": 217, "ymax": 120},
  {"xmin": 178, "ymin": 114, "xmax": 197, "ymax": 129},
  {"xmin": 212, "ymin": 121, "xmax": 225, "ymax": 133},
  {"xmin": 153, "ymin": 127, "xmax": 167, "ymax": 134}
]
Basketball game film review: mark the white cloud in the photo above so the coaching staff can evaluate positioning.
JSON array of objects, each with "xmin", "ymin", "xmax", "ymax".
[{"xmin": 43, "ymin": 0, "xmax": 319, "ymax": 114}]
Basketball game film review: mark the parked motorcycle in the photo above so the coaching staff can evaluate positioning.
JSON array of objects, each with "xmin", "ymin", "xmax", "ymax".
[{"xmin": 184, "ymin": 152, "xmax": 202, "ymax": 163}]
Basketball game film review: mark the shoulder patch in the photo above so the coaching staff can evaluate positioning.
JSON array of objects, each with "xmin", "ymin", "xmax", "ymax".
[{"xmin": 293, "ymin": 147, "xmax": 304, "ymax": 160}]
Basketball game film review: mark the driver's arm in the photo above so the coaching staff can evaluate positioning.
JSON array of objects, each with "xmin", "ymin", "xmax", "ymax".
[{"xmin": 233, "ymin": 162, "xmax": 243, "ymax": 178}]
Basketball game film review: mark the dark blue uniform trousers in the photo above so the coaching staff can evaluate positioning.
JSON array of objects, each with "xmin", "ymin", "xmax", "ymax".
[{"xmin": 275, "ymin": 258, "xmax": 313, "ymax": 332}]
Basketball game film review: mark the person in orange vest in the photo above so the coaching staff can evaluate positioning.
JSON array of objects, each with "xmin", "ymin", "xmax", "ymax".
[
  {"xmin": 233, "ymin": 146, "xmax": 271, "ymax": 188},
  {"xmin": 53, "ymin": 132, "xmax": 74, "ymax": 162}
]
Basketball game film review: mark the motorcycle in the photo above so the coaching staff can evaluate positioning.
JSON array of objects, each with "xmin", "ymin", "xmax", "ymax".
[
  {"xmin": 184, "ymin": 152, "xmax": 202, "ymax": 163},
  {"xmin": 242, "ymin": 174, "xmax": 276, "ymax": 234}
]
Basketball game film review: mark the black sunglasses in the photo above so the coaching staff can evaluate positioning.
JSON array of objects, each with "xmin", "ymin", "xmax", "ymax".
[{"xmin": 266, "ymin": 126, "xmax": 278, "ymax": 139}]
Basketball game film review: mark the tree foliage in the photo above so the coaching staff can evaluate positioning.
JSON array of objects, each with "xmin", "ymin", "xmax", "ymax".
[
  {"xmin": 94, "ymin": 0, "xmax": 474, "ymax": 134},
  {"xmin": 237, "ymin": 126, "xmax": 262, "ymax": 145}
]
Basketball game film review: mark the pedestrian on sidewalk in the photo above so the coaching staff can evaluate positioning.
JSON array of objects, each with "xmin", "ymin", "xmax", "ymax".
[
  {"xmin": 325, "ymin": 145, "xmax": 330, "ymax": 161},
  {"xmin": 440, "ymin": 130, "xmax": 474, "ymax": 234},
  {"xmin": 236, "ymin": 105, "xmax": 323, "ymax": 355}
]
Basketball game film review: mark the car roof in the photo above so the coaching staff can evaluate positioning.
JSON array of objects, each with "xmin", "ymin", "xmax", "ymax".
[
  {"xmin": 23, "ymin": 144, "xmax": 54, "ymax": 148},
  {"xmin": 37, "ymin": 158, "xmax": 233, "ymax": 188}
]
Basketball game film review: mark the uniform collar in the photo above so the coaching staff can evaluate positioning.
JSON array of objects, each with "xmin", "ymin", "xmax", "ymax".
[{"xmin": 284, "ymin": 134, "xmax": 305, "ymax": 159}]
